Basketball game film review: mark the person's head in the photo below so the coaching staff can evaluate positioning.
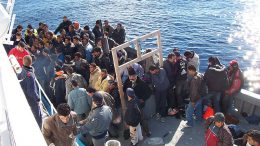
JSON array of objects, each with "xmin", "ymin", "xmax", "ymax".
[
  {"xmin": 73, "ymin": 21, "xmax": 80, "ymax": 29},
  {"xmin": 23, "ymin": 55, "xmax": 32, "ymax": 67},
  {"xmin": 42, "ymin": 23, "xmax": 48, "ymax": 32},
  {"xmin": 149, "ymin": 65, "xmax": 159, "ymax": 75},
  {"xmin": 16, "ymin": 32, "xmax": 22, "ymax": 40},
  {"xmin": 128, "ymin": 67, "xmax": 137, "ymax": 82},
  {"xmin": 39, "ymin": 22, "xmax": 44, "ymax": 28},
  {"xmin": 56, "ymin": 35, "xmax": 62, "ymax": 42},
  {"xmin": 104, "ymin": 20, "xmax": 109, "ymax": 26},
  {"xmin": 92, "ymin": 91, "xmax": 104, "ymax": 107},
  {"xmin": 73, "ymin": 35, "xmax": 80, "ymax": 44},
  {"xmin": 64, "ymin": 36, "xmax": 71, "ymax": 45},
  {"xmin": 17, "ymin": 25, "xmax": 23, "ymax": 32},
  {"xmin": 82, "ymin": 34, "xmax": 89, "ymax": 45},
  {"xmin": 95, "ymin": 38, "xmax": 102, "ymax": 47},
  {"xmin": 57, "ymin": 103, "xmax": 71, "ymax": 124},
  {"xmin": 101, "ymin": 69, "xmax": 108, "ymax": 78},
  {"xmin": 71, "ymin": 80, "xmax": 78, "ymax": 88},
  {"xmin": 30, "ymin": 45, "xmax": 37, "ymax": 53},
  {"xmin": 187, "ymin": 65, "xmax": 197, "ymax": 76},
  {"xmin": 184, "ymin": 50, "xmax": 194, "ymax": 59},
  {"xmin": 167, "ymin": 53, "xmax": 176, "ymax": 63},
  {"xmin": 74, "ymin": 52, "xmax": 82, "ymax": 61},
  {"xmin": 229, "ymin": 60, "xmax": 239, "ymax": 71},
  {"xmin": 95, "ymin": 20, "xmax": 101, "ymax": 27},
  {"xmin": 86, "ymin": 87, "xmax": 96, "ymax": 97},
  {"xmin": 17, "ymin": 41, "xmax": 26, "ymax": 52},
  {"xmin": 63, "ymin": 16, "xmax": 68, "ymax": 22},
  {"xmin": 116, "ymin": 23, "xmax": 122, "ymax": 30},
  {"xmin": 60, "ymin": 29, "xmax": 66, "ymax": 35},
  {"xmin": 108, "ymin": 80, "xmax": 117, "ymax": 90},
  {"xmin": 245, "ymin": 130, "xmax": 260, "ymax": 146},
  {"xmin": 126, "ymin": 88, "xmax": 135, "ymax": 100},
  {"xmin": 208, "ymin": 56, "xmax": 221, "ymax": 67},
  {"xmin": 27, "ymin": 24, "xmax": 33, "ymax": 30},
  {"xmin": 173, "ymin": 47, "xmax": 179, "ymax": 52},
  {"xmin": 89, "ymin": 63, "xmax": 97, "ymax": 73},
  {"xmin": 69, "ymin": 25, "xmax": 74, "ymax": 32},
  {"xmin": 66, "ymin": 66, "xmax": 74, "ymax": 74},
  {"xmin": 213, "ymin": 112, "xmax": 225, "ymax": 128},
  {"xmin": 92, "ymin": 47, "xmax": 102, "ymax": 57},
  {"xmin": 83, "ymin": 25, "xmax": 90, "ymax": 32},
  {"xmin": 174, "ymin": 51, "xmax": 181, "ymax": 60}
]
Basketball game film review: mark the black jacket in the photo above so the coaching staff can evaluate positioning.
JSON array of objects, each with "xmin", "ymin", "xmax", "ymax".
[
  {"xmin": 163, "ymin": 60, "xmax": 175, "ymax": 85},
  {"xmin": 204, "ymin": 64, "xmax": 228, "ymax": 92},
  {"xmin": 125, "ymin": 98, "xmax": 141, "ymax": 127},
  {"xmin": 173, "ymin": 58, "xmax": 187, "ymax": 81},
  {"xmin": 54, "ymin": 20, "xmax": 72, "ymax": 34},
  {"xmin": 112, "ymin": 28, "xmax": 125, "ymax": 45},
  {"xmin": 92, "ymin": 26, "xmax": 102, "ymax": 40},
  {"xmin": 92, "ymin": 53, "xmax": 113, "ymax": 73},
  {"xmin": 18, "ymin": 66, "xmax": 40, "ymax": 108}
]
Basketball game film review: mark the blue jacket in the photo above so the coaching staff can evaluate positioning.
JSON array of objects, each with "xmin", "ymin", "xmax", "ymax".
[
  {"xmin": 18, "ymin": 66, "xmax": 40, "ymax": 108},
  {"xmin": 68, "ymin": 87, "xmax": 92, "ymax": 115},
  {"xmin": 81, "ymin": 105, "xmax": 112, "ymax": 137},
  {"xmin": 151, "ymin": 68, "xmax": 170, "ymax": 91}
]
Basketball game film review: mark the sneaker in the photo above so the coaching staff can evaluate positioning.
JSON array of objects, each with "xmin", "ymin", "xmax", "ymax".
[
  {"xmin": 160, "ymin": 117, "xmax": 166, "ymax": 123},
  {"xmin": 182, "ymin": 123, "xmax": 192, "ymax": 128}
]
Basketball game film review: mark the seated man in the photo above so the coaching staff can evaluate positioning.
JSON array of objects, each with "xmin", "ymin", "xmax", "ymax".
[
  {"xmin": 205, "ymin": 112, "xmax": 234, "ymax": 146},
  {"xmin": 42, "ymin": 103, "xmax": 78, "ymax": 146}
]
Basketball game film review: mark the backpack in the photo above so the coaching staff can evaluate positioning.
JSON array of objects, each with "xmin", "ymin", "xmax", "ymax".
[{"xmin": 199, "ymin": 74, "xmax": 208, "ymax": 97}]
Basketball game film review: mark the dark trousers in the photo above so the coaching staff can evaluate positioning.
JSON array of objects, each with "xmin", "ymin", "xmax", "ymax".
[
  {"xmin": 31, "ymin": 105, "xmax": 42, "ymax": 129},
  {"xmin": 155, "ymin": 90, "xmax": 167, "ymax": 116},
  {"xmin": 140, "ymin": 108, "xmax": 149, "ymax": 134},
  {"xmin": 174, "ymin": 80, "xmax": 187, "ymax": 109}
]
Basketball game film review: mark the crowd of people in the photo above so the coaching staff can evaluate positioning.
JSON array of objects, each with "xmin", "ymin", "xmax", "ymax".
[{"xmin": 5, "ymin": 16, "xmax": 260, "ymax": 146}]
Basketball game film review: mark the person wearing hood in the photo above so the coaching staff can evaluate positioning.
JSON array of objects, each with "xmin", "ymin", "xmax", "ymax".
[
  {"xmin": 89, "ymin": 63, "xmax": 101, "ymax": 88},
  {"xmin": 222, "ymin": 60, "xmax": 244, "ymax": 114},
  {"xmin": 92, "ymin": 20, "xmax": 103, "ymax": 41},
  {"xmin": 18, "ymin": 55, "xmax": 42, "ymax": 128},
  {"xmin": 51, "ymin": 65, "xmax": 66, "ymax": 106},
  {"xmin": 184, "ymin": 50, "xmax": 200, "ymax": 71},
  {"xmin": 205, "ymin": 112, "xmax": 234, "ymax": 146},
  {"xmin": 73, "ymin": 21, "xmax": 83, "ymax": 35},
  {"xmin": 204, "ymin": 56, "xmax": 228, "ymax": 113},
  {"xmin": 54, "ymin": 16, "xmax": 72, "ymax": 34},
  {"xmin": 125, "ymin": 88, "xmax": 143, "ymax": 146}
]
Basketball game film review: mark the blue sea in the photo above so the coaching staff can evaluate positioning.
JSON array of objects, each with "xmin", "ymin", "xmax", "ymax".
[{"xmin": 9, "ymin": 0, "xmax": 260, "ymax": 91}]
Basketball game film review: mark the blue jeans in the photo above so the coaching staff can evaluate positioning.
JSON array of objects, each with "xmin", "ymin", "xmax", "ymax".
[
  {"xmin": 204, "ymin": 91, "xmax": 221, "ymax": 113},
  {"xmin": 186, "ymin": 99, "xmax": 203, "ymax": 126}
]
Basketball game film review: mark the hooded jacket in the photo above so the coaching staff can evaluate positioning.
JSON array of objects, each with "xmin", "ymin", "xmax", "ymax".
[
  {"xmin": 89, "ymin": 67, "xmax": 101, "ymax": 88},
  {"xmin": 204, "ymin": 64, "xmax": 228, "ymax": 92}
]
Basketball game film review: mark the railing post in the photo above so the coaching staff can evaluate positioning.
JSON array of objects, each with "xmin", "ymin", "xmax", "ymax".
[
  {"xmin": 111, "ymin": 49, "xmax": 127, "ymax": 114},
  {"xmin": 157, "ymin": 31, "xmax": 163, "ymax": 67}
]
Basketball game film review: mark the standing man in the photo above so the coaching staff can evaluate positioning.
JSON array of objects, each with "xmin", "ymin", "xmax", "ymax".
[
  {"xmin": 112, "ymin": 23, "xmax": 126, "ymax": 45},
  {"xmin": 54, "ymin": 16, "xmax": 72, "ymax": 34},
  {"xmin": 205, "ymin": 112, "xmax": 234, "ymax": 146},
  {"xmin": 172, "ymin": 51, "xmax": 188, "ymax": 117},
  {"xmin": 125, "ymin": 88, "xmax": 143, "ymax": 146},
  {"xmin": 42, "ymin": 103, "xmax": 78, "ymax": 146},
  {"xmin": 68, "ymin": 80, "xmax": 92, "ymax": 120},
  {"xmin": 9, "ymin": 41, "xmax": 29, "ymax": 67},
  {"xmin": 95, "ymin": 69, "xmax": 112, "ymax": 92},
  {"xmin": 18, "ymin": 55, "xmax": 42, "ymax": 128},
  {"xmin": 184, "ymin": 65, "xmax": 203, "ymax": 127},
  {"xmin": 184, "ymin": 50, "xmax": 200, "ymax": 71},
  {"xmin": 103, "ymin": 20, "xmax": 114, "ymax": 37},
  {"xmin": 149, "ymin": 65, "xmax": 170, "ymax": 122},
  {"xmin": 80, "ymin": 92, "xmax": 112, "ymax": 146},
  {"xmin": 123, "ymin": 68, "xmax": 152, "ymax": 136}
]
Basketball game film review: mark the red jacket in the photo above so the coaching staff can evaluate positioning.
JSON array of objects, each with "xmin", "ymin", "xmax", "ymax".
[
  {"xmin": 225, "ymin": 69, "xmax": 243, "ymax": 96},
  {"xmin": 8, "ymin": 47, "xmax": 29, "ymax": 67}
]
